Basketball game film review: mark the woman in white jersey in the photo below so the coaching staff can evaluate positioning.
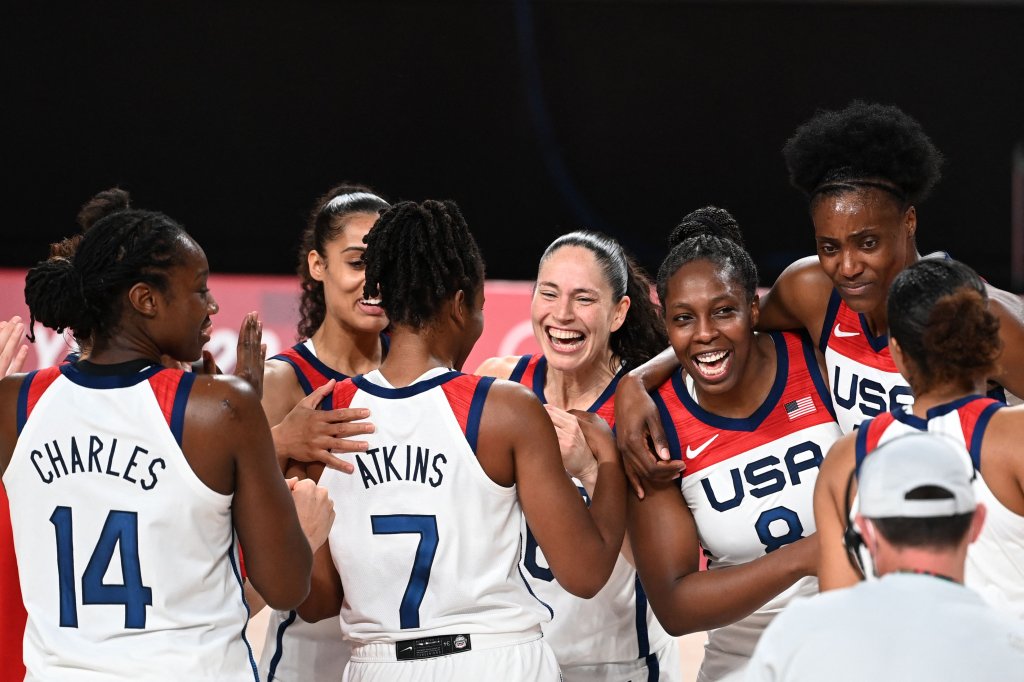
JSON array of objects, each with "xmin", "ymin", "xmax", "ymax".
[
  {"xmin": 614, "ymin": 102, "xmax": 1024, "ymax": 491},
  {"xmin": 258, "ymin": 185, "xmax": 391, "ymax": 682},
  {"xmin": 630, "ymin": 208, "xmax": 843, "ymax": 681},
  {"xmin": 815, "ymin": 259, "xmax": 1024, "ymax": 616},
  {"xmin": 0, "ymin": 206, "xmax": 336, "ymax": 680},
  {"xmin": 298, "ymin": 199, "xmax": 628, "ymax": 682},
  {"xmin": 475, "ymin": 230, "xmax": 679, "ymax": 681}
]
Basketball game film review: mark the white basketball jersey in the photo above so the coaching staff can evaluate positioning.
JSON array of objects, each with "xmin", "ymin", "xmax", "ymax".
[
  {"xmin": 819, "ymin": 289, "xmax": 914, "ymax": 433},
  {"xmin": 4, "ymin": 363, "xmax": 256, "ymax": 681},
  {"xmin": 508, "ymin": 354, "xmax": 676, "ymax": 679},
  {"xmin": 260, "ymin": 339, "xmax": 354, "ymax": 682},
  {"xmin": 318, "ymin": 367, "xmax": 549, "ymax": 646},
  {"xmin": 654, "ymin": 332, "xmax": 843, "ymax": 679},
  {"xmin": 855, "ymin": 397, "xmax": 1024, "ymax": 617}
]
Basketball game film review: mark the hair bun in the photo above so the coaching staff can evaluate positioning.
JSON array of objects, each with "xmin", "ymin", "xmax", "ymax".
[
  {"xmin": 77, "ymin": 187, "xmax": 131, "ymax": 231},
  {"xmin": 24, "ymin": 257, "xmax": 87, "ymax": 338},
  {"xmin": 669, "ymin": 206, "xmax": 745, "ymax": 248}
]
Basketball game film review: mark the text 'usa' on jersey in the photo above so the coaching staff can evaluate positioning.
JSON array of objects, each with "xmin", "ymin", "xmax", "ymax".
[
  {"xmin": 655, "ymin": 332, "xmax": 843, "ymax": 566},
  {"xmin": 819, "ymin": 289, "xmax": 914, "ymax": 432}
]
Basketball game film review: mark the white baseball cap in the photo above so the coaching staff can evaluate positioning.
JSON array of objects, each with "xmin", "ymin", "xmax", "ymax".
[{"xmin": 859, "ymin": 433, "xmax": 976, "ymax": 519}]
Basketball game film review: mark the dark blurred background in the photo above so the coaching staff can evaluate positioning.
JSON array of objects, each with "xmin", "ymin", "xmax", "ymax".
[{"xmin": 5, "ymin": 1, "xmax": 1023, "ymax": 289}]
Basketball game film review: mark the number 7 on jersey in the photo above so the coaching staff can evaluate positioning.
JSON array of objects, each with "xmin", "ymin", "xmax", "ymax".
[{"xmin": 371, "ymin": 514, "xmax": 439, "ymax": 629}]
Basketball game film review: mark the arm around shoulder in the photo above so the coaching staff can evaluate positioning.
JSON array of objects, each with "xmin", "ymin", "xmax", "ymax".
[{"xmin": 758, "ymin": 256, "xmax": 833, "ymax": 338}]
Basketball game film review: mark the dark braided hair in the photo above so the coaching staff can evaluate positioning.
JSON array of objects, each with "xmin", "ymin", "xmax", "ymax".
[
  {"xmin": 297, "ymin": 184, "xmax": 391, "ymax": 339},
  {"xmin": 25, "ymin": 209, "xmax": 192, "ymax": 345},
  {"xmin": 657, "ymin": 206, "xmax": 758, "ymax": 306},
  {"xmin": 888, "ymin": 259, "xmax": 1001, "ymax": 394},
  {"xmin": 362, "ymin": 200, "xmax": 484, "ymax": 328},
  {"xmin": 49, "ymin": 187, "xmax": 131, "ymax": 261},
  {"xmin": 782, "ymin": 101, "xmax": 943, "ymax": 208},
  {"xmin": 539, "ymin": 231, "xmax": 666, "ymax": 371}
]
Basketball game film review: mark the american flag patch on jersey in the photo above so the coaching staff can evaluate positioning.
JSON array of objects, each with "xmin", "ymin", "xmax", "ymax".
[{"xmin": 785, "ymin": 396, "xmax": 815, "ymax": 420}]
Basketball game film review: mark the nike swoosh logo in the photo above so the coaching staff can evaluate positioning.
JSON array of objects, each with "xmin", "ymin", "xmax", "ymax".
[
  {"xmin": 401, "ymin": 647, "xmax": 413, "ymax": 652},
  {"xmin": 834, "ymin": 323, "xmax": 860, "ymax": 338},
  {"xmin": 685, "ymin": 434, "xmax": 719, "ymax": 460}
]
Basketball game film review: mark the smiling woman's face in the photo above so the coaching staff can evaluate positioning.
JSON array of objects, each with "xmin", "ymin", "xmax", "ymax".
[{"xmin": 531, "ymin": 245, "xmax": 629, "ymax": 375}]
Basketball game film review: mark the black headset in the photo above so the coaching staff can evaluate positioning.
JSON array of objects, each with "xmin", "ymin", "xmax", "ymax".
[{"xmin": 842, "ymin": 467, "xmax": 867, "ymax": 579}]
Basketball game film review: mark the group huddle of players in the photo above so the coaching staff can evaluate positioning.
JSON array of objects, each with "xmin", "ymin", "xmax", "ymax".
[{"xmin": 1, "ymin": 100, "xmax": 1023, "ymax": 682}]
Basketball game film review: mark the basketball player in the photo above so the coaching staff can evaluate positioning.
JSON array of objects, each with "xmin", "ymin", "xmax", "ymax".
[
  {"xmin": 298, "ymin": 200, "xmax": 628, "ymax": 681},
  {"xmin": 476, "ymin": 231, "xmax": 679, "ymax": 681},
  {"xmin": 815, "ymin": 259, "xmax": 1024, "ymax": 617},
  {"xmin": 258, "ymin": 185, "xmax": 391, "ymax": 682},
  {"xmin": 614, "ymin": 102, "xmax": 1024, "ymax": 491},
  {"xmin": 1, "ymin": 187, "xmax": 127, "ymax": 682},
  {"xmin": 0, "ymin": 207, "xmax": 337, "ymax": 680},
  {"xmin": 629, "ymin": 208, "xmax": 842, "ymax": 681}
]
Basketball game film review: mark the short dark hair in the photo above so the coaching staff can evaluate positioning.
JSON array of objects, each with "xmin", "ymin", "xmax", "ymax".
[{"xmin": 870, "ymin": 485, "xmax": 974, "ymax": 550}]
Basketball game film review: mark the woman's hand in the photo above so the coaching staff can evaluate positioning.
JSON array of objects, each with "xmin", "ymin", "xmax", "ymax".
[
  {"xmin": 544, "ymin": 404, "xmax": 598, "ymax": 480},
  {"xmin": 0, "ymin": 316, "xmax": 28, "ymax": 376},
  {"xmin": 272, "ymin": 380, "xmax": 373, "ymax": 476},
  {"xmin": 232, "ymin": 312, "xmax": 266, "ymax": 398}
]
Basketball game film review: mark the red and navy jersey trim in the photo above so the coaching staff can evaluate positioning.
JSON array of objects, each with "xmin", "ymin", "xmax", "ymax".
[
  {"xmin": 668, "ymin": 331, "xmax": 790, "ymax": 432},
  {"xmin": 326, "ymin": 372, "xmax": 493, "ymax": 455},
  {"xmin": 269, "ymin": 343, "xmax": 349, "ymax": 395},
  {"xmin": 855, "ymin": 395, "xmax": 1003, "ymax": 474},
  {"xmin": 820, "ymin": 289, "xmax": 890, "ymax": 354},
  {"xmin": 15, "ymin": 366, "xmax": 62, "ymax": 435},
  {"xmin": 507, "ymin": 353, "xmax": 625, "ymax": 421},
  {"xmin": 323, "ymin": 377, "xmax": 360, "ymax": 411},
  {"xmin": 270, "ymin": 335, "xmax": 389, "ymax": 397},
  {"xmin": 440, "ymin": 375, "xmax": 494, "ymax": 454},
  {"xmin": 146, "ymin": 369, "xmax": 196, "ymax": 446}
]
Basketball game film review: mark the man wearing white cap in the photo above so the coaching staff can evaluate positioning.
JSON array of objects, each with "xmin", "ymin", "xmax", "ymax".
[{"xmin": 744, "ymin": 433, "xmax": 1024, "ymax": 681}]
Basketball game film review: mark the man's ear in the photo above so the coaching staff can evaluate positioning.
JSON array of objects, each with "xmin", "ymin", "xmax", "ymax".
[{"xmin": 128, "ymin": 282, "xmax": 159, "ymax": 318}]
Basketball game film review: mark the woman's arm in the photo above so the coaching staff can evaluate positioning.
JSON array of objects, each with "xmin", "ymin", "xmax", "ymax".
[
  {"xmin": 756, "ymin": 256, "xmax": 833, "ymax": 341},
  {"xmin": 614, "ymin": 348, "xmax": 687, "ymax": 498},
  {"xmin": 295, "ymin": 541, "xmax": 344, "ymax": 623},
  {"xmin": 628, "ymin": 480, "xmax": 816, "ymax": 635},
  {"xmin": 187, "ymin": 376, "xmax": 313, "ymax": 610},
  {"xmin": 481, "ymin": 383, "xmax": 626, "ymax": 598},
  {"xmin": 987, "ymin": 287, "xmax": 1024, "ymax": 401},
  {"xmin": 813, "ymin": 434, "xmax": 863, "ymax": 590}
]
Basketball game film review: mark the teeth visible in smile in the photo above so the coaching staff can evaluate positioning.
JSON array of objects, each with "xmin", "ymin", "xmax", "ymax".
[
  {"xmin": 549, "ymin": 328, "xmax": 584, "ymax": 341},
  {"xmin": 361, "ymin": 298, "xmax": 382, "ymax": 305},
  {"xmin": 696, "ymin": 350, "xmax": 728, "ymax": 363}
]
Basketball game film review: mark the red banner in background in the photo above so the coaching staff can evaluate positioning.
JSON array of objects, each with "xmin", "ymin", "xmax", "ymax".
[{"xmin": 0, "ymin": 269, "xmax": 538, "ymax": 373}]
